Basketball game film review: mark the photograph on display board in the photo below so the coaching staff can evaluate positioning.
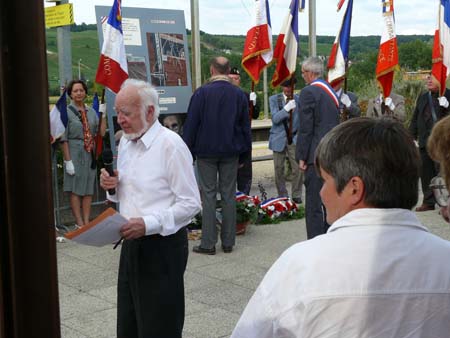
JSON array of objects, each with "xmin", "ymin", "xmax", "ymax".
[
  {"xmin": 127, "ymin": 55, "xmax": 147, "ymax": 81},
  {"xmin": 147, "ymin": 33, "xmax": 188, "ymax": 87}
]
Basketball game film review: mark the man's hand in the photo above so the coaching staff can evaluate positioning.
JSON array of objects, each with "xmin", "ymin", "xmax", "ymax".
[
  {"xmin": 341, "ymin": 93, "xmax": 352, "ymax": 108},
  {"xmin": 100, "ymin": 168, "xmax": 119, "ymax": 192},
  {"xmin": 299, "ymin": 160, "xmax": 307, "ymax": 171},
  {"xmin": 120, "ymin": 217, "xmax": 146, "ymax": 240},
  {"xmin": 249, "ymin": 92, "xmax": 257, "ymax": 106},
  {"xmin": 438, "ymin": 96, "xmax": 449, "ymax": 108},
  {"xmin": 64, "ymin": 160, "xmax": 75, "ymax": 176},
  {"xmin": 384, "ymin": 97, "xmax": 396, "ymax": 111},
  {"xmin": 283, "ymin": 100, "xmax": 296, "ymax": 112}
]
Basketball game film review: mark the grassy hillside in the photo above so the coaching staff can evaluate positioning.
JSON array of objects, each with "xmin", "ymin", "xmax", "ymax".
[{"xmin": 47, "ymin": 29, "xmax": 101, "ymax": 93}]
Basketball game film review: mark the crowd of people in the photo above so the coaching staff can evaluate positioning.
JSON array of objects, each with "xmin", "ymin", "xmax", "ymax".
[{"xmin": 52, "ymin": 54, "xmax": 450, "ymax": 337}]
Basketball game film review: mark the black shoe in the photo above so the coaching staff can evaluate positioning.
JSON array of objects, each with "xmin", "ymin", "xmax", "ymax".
[
  {"xmin": 193, "ymin": 245, "xmax": 216, "ymax": 255},
  {"xmin": 292, "ymin": 197, "xmax": 303, "ymax": 204},
  {"xmin": 222, "ymin": 246, "xmax": 233, "ymax": 253}
]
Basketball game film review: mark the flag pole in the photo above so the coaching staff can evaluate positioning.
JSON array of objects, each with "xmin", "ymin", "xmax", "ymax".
[
  {"xmin": 249, "ymin": 81, "xmax": 255, "ymax": 120},
  {"xmin": 95, "ymin": 88, "xmax": 107, "ymax": 159}
]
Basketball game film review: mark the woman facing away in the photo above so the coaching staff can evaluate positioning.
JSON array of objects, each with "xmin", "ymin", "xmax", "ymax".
[{"xmin": 60, "ymin": 80, "xmax": 106, "ymax": 227}]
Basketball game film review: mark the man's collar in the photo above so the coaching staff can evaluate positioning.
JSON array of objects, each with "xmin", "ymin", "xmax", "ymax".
[
  {"xmin": 328, "ymin": 208, "xmax": 428, "ymax": 233},
  {"xmin": 208, "ymin": 75, "xmax": 233, "ymax": 83},
  {"xmin": 131, "ymin": 120, "xmax": 161, "ymax": 149}
]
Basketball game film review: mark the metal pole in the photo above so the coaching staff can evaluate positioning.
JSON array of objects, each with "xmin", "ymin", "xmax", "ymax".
[
  {"xmin": 308, "ymin": 0, "xmax": 317, "ymax": 56},
  {"xmin": 57, "ymin": 0, "xmax": 72, "ymax": 90},
  {"xmin": 263, "ymin": 68, "xmax": 269, "ymax": 119},
  {"xmin": 190, "ymin": 0, "xmax": 201, "ymax": 89},
  {"xmin": 78, "ymin": 58, "xmax": 82, "ymax": 80}
]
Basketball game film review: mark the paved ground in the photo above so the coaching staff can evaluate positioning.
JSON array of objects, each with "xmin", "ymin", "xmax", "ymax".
[{"xmin": 56, "ymin": 153, "xmax": 450, "ymax": 338}]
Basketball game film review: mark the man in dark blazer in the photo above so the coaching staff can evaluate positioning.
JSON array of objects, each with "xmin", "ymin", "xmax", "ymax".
[
  {"xmin": 409, "ymin": 75, "xmax": 450, "ymax": 211},
  {"xmin": 296, "ymin": 56, "xmax": 340, "ymax": 239},
  {"xmin": 183, "ymin": 56, "xmax": 251, "ymax": 254}
]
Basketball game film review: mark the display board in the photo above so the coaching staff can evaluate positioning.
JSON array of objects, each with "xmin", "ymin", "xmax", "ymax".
[{"xmin": 95, "ymin": 6, "xmax": 192, "ymax": 154}]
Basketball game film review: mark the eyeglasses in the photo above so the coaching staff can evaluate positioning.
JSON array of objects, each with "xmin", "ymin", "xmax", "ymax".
[{"xmin": 430, "ymin": 176, "xmax": 449, "ymax": 207}]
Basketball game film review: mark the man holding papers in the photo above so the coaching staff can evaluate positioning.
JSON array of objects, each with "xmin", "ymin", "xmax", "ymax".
[{"xmin": 100, "ymin": 79, "xmax": 201, "ymax": 338}]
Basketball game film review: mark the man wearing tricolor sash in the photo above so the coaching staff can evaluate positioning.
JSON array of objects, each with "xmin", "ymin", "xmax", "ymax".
[{"xmin": 296, "ymin": 56, "xmax": 340, "ymax": 239}]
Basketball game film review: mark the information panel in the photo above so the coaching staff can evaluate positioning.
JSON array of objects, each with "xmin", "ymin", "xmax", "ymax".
[{"xmin": 95, "ymin": 6, "xmax": 193, "ymax": 153}]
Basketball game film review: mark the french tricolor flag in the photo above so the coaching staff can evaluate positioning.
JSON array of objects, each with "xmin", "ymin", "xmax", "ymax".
[
  {"xmin": 241, "ymin": 0, "xmax": 273, "ymax": 84},
  {"xmin": 95, "ymin": 0, "xmax": 128, "ymax": 94},
  {"xmin": 271, "ymin": 0, "xmax": 304, "ymax": 87},
  {"xmin": 327, "ymin": 0, "xmax": 353, "ymax": 86},
  {"xmin": 375, "ymin": 0, "xmax": 398, "ymax": 98},
  {"xmin": 432, "ymin": 0, "xmax": 450, "ymax": 96}
]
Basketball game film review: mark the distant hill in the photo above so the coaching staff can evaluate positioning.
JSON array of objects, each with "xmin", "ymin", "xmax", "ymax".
[{"xmin": 46, "ymin": 25, "xmax": 433, "ymax": 95}]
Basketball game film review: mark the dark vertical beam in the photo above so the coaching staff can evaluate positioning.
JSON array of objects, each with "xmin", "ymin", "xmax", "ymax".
[{"xmin": 0, "ymin": 1, "xmax": 61, "ymax": 337}]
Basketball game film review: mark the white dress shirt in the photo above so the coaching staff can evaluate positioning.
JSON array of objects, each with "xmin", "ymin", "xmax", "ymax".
[
  {"xmin": 231, "ymin": 208, "xmax": 450, "ymax": 338},
  {"xmin": 108, "ymin": 121, "xmax": 201, "ymax": 236}
]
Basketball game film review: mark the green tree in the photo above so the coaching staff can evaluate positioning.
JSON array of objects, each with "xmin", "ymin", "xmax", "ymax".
[{"xmin": 398, "ymin": 39, "xmax": 432, "ymax": 71}]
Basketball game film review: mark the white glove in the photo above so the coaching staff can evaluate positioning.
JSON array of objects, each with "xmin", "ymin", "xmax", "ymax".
[
  {"xmin": 99, "ymin": 103, "xmax": 107, "ymax": 117},
  {"xmin": 249, "ymin": 92, "xmax": 257, "ymax": 106},
  {"xmin": 384, "ymin": 97, "xmax": 396, "ymax": 111},
  {"xmin": 283, "ymin": 100, "xmax": 296, "ymax": 112},
  {"xmin": 64, "ymin": 160, "xmax": 75, "ymax": 176},
  {"xmin": 340, "ymin": 93, "xmax": 352, "ymax": 108},
  {"xmin": 438, "ymin": 96, "xmax": 449, "ymax": 108}
]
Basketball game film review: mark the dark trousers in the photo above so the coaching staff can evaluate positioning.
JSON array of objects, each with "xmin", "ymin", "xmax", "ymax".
[
  {"xmin": 420, "ymin": 148, "xmax": 439, "ymax": 206},
  {"xmin": 117, "ymin": 228, "xmax": 188, "ymax": 338},
  {"xmin": 304, "ymin": 165, "xmax": 329, "ymax": 239},
  {"xmin": 237, "ymin": 150, "xmax": 252, "ymax": 195},
  {"xmin": 197, "ymin": 156, "xmax": 238, "ymax": 249}
]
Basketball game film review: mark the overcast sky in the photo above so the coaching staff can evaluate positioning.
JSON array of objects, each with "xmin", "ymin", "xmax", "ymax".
[{"xmin": 44, "ymin": 0, "xmax": 437, "ymax": 36}]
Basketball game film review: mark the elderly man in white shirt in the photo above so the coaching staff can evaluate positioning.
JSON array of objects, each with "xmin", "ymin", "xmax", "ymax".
[
  {"xmin": 100, "ymin": 79, "xmax": 201, "ymax": 338},
  {"xmin": 231, "ymin": 117, "xmax": 450, "ymax": 338}
]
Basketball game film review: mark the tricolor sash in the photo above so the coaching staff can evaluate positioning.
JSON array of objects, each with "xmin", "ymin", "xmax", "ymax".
[{"xmin": 310, "ymin": 79, "xmax": 340, "ymax": 108}]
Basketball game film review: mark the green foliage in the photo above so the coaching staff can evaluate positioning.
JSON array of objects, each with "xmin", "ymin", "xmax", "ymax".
[
  {"xmin": 236, "ymin": 199, "xmax": 259, "ymax": 224},
  {"xmin": 398, "ymin": 40, "xmax": 432, "ymax": 71},
  {"xmin": 347, "ymin": 51, "xmax": 378, "ymax": 93}
]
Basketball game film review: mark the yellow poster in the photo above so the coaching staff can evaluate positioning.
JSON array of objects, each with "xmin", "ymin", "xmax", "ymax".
[{"xmin": 45, "ymin": 3, "xmax": 74, "ymax": 28}]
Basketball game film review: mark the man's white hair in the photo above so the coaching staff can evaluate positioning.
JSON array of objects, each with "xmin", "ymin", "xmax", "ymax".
[{"xmin": 120, "ymin": 79, "xmax": 160, "ymax": 121}]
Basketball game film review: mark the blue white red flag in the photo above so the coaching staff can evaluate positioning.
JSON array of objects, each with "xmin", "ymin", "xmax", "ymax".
[
  {"xmin": 432, "ymin": 0, "xmax": 450, "ymax": 96},
  {"xmin": 241, "ymin": 0, "xmax": 273, "ymax": 84},
  {"xmin": 271, "ymin": 0, "xmax": 303, "ymax": 87},
  {"xmin": 376, "ymin": 0, "xmax": 398, "ymax": 98},
  {"xmin": 327, "ymin": 0, "xmax": 353, "ymax": 86},
  {"xmin": 49, "ymin": 91, "xmax": 68, "ymax": 143},
  {"xmin": 95, "ymin": 0, "xmax": 128, "ymax": 93}
]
